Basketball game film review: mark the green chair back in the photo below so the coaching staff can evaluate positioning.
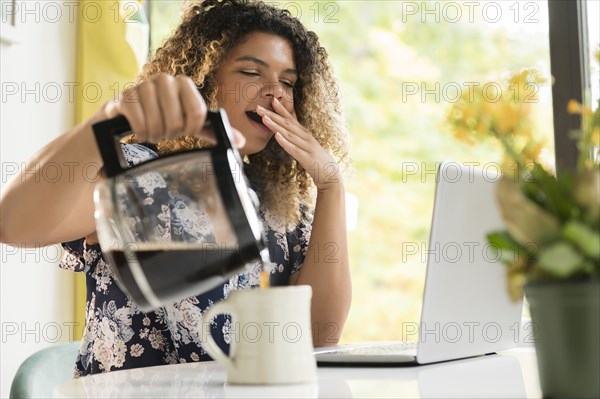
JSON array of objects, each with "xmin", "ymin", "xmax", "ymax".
[{"xmin": 9, "ymin": 341, "xmax": 80, "ymax": 399}]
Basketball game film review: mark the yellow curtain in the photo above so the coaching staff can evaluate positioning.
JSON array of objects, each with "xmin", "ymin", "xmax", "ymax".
[{"xmin": 74, "ymin": 0, "xmax": 148, "ymax": 339}]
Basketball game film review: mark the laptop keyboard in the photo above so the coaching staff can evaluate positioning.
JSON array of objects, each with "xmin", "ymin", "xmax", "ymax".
[{"xmin": 321, "ymin": 341, "xmax": 417, "ymax": 356}]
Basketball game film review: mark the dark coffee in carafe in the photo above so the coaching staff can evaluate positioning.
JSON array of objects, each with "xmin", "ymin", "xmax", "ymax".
[{"xmin": 104, "ymin": 243, "xmax": 254, "ymax": 310}]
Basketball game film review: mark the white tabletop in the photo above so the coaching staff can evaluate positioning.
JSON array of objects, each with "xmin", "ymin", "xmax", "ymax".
[{"xmin": 54, "ymin": 347, "xmax": 541, "ymax": 398}]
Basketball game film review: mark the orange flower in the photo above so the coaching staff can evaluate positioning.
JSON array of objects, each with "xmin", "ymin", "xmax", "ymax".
[{"xmin": 567, "ymin": 99, "xmax": 582, "ymax": 114}]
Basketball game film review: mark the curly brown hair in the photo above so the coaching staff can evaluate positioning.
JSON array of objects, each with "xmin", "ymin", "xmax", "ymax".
[{"xmin": 137, "ymin": 0, "xmax": 348, "ymax": 226}]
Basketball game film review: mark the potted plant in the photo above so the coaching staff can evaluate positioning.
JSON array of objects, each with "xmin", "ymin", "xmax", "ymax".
[{"xmin": 446, "ymin": 66, "xmax": 599, "ymax": 398}]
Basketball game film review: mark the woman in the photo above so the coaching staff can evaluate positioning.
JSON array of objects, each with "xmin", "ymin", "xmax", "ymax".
[{"xmin": 0, "ymin": 0, "xmax": 351, "ymax": 376}]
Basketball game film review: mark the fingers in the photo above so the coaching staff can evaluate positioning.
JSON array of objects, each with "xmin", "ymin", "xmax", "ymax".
[
  {"xmin": 271, "ymin": 97, "xmax": 292, "ymax": 118},
  {"xmin": 137, "ymin": 80, "xmax": 164, "ymax": 140},
  {"xmin": 105, "ymin": 89, "xmax": 147, "ymax": 139},
  {"xmin": 176, "ymin": 75, "xmax": 208, "ymax": 141},
  {"xmin": 231, "ymin": 128, "xmax": 247, "ymax": 149},
  {"xmin": 104, "ymin": 74, "xmax": 209, "ymax": 143},
  {"xmin": 263, "ymin": 113, "xmax": 311, "ymax": 160},
  {"xmin": 156, "ymin": 75, "xmax": 184, "ymax": 140},
  {"xmin": 266, "ymin": 118, "xmax": 307, "ymax": 151},
  {"xmin": 256, "ymin": 103, "xmax": 310, "ymax": 155},
  {"xmin": 274, "ymin": 131, "xmax": 306, "ymax": 158},
  {"xmin": 256, "ymin": 105, "xmax": 309, "ymax": 144}
]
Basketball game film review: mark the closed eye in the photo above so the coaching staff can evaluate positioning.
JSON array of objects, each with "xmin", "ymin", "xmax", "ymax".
[{"xmin": 240, "ymin": 70, "xmax": 295, "ymax": 88}]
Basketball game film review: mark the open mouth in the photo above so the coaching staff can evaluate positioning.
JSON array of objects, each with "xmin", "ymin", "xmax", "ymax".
[{"xmin": 246, "ymin": 111, "xmax": 265, "ymax": 126}]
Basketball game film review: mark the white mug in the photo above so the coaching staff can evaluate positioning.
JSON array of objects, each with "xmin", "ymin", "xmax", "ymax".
[{"xmin": 200, "ymin": 285, "xmax": 317, "ymax": 385}]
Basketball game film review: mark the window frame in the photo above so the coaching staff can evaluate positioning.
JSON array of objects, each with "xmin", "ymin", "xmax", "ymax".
[{"xmin": 548, "ymin": 0, "xmax": 590, "ymax": 174}]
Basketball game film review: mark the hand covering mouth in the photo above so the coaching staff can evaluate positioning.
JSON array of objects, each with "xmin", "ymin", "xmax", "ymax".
[{"xmin": 246, "ymin": 111, "xmax": 265, "ymax": 126}]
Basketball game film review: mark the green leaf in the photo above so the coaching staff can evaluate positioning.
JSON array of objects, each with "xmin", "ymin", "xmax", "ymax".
[
  {"xmin": 562, "ymin": 220, "xmax": 600, "ymax": 259},
  {"xmin": 487, "ymin": 231, "xmax": 520, "ymax": 264},
  {"xmin": 487, "ymin": 231, "xmax": 536, "ymax": 265},
  {"xmin": 487, "ymin": 231, "xmax": 518, "ymax": 249},
  {"xmin": 537, "ymin": 242, "xmax": 585, "ymax": 278},
  {"xmin": 574, "ymin": 170, "xmax": 600, "ymax": 229},
  {"xmin": 521, "ymin": 166, "xmax": 576, "ymax": 222},
  {"xmin": 496, "ymin": 177, "xmax": 561, "ymax": 246}
]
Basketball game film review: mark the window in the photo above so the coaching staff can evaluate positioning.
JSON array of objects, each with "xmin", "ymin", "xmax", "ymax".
[
  {"xmin": 589, "ymin": 1, "xmax": 600, "ymax": 99},
  {"xmin": 302, "ymin": 1, "xmax": 554, "ymax": 342},
  {"xmin": 148, "ymin": 0, "xmax": 581, "ymax": 343},
  {"xmin": 149, "ymin": 1, "xmax": 182, "ymax": 53},
  {"xmin": 588, "ymin": 0, "xmax": 600, "ymax": 163}
]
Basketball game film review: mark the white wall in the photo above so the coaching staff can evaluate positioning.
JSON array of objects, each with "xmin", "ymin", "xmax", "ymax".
[{"xmin": 1, "ymin": 2, "xmax": 77, "ymax": 397}]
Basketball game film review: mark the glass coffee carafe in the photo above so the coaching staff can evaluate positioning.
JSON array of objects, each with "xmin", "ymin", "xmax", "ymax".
[{"xmin": 92, "ymin": 109, "xmax": 267, "ymax": 311}]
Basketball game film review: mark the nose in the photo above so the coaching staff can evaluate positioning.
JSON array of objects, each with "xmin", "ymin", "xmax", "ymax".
[{"xmin": 261, "ymin": 82, "xmax": 284, "ymax": 100}]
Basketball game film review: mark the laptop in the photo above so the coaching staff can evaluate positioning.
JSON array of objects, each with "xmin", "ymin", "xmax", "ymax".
[{"xmin": 315, "ymin": 161, "xmax": 524, "ymax": 366}]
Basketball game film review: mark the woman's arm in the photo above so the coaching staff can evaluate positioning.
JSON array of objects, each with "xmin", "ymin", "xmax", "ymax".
[
  {"xmin": 0, "ymin": 113, "xmax": 106, "ymax": 246},
  {"xmin": 0, "ymin": 75, "xmax": 210, "ymax": 247},
  {"xmin": 289, "ymin": 180, "xmax": 351, "ymax": 347},
  {"xmin": 256, "ymin": 98, "xmax": 352, "ymax": 347}
]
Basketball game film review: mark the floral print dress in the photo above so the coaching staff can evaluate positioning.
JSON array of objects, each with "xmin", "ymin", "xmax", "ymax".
[{"xmin": 59, "ymin": 143, "xmax": 312, "ymax": 377}]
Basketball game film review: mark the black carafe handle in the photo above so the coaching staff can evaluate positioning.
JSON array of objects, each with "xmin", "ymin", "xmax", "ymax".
[{"xmin": 93, "ymin": 108, "xmax": 236, "ymax": 178}]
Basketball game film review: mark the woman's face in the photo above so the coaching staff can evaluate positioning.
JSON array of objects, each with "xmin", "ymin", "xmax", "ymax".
[{"xmin": 215, "ymin": 32, "xmax": 297, "ymax": 155}]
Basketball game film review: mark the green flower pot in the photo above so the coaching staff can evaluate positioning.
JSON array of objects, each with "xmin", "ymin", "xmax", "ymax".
[{"xmin": 525, "ymin": 281, "xmax": 600, "ymax": 398}]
